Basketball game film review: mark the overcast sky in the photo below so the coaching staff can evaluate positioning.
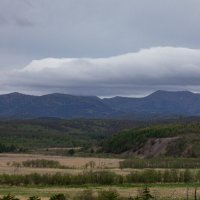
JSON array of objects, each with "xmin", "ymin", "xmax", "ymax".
[{"xmin": 1, "ymin": 0, "xmax": 200, "ymax": 96}]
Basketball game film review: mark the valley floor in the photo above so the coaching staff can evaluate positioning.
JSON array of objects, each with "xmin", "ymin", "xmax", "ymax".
[{"xmin": 1, "ymin": 153, "xmax": 200, "ymax": 200}]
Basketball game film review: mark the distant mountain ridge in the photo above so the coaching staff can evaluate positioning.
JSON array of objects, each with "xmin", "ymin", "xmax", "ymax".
[{"xmin": 1, "ymin": 90, "xmax": 200, "ymax": 119}]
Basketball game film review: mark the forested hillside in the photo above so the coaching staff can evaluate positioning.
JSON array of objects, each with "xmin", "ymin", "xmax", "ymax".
[
  {"xmin": 0, "ymin": 119, "xmax": 143, "ymax": 151},
  {"xmin": 102, "ymin": 122, "xmax": 200, "ymax": 157},
  {"xmin": 1, "ymin": 118, "xmax": 200, "ymax": 157}
]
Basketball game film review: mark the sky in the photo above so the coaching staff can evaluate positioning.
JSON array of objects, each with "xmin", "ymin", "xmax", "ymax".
[{"xmin": 1, "ymin": 0, "xmax": 200, "ymax": 97}]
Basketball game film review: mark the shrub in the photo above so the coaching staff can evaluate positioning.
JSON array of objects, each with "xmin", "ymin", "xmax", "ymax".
[
  {"xmin": 21, "ymin": 159, "xmax": 65, "ymax": 169},
  {"xmin": 68, "ymin": 149, "xmax": 75, "ymax": 156},
  {"xmin": 139, "ymin": 185, "xmax": 154, "ymax": 200},
  {"xmin": 49, "ymin": 194, "xmax": 68, "ymax": 200},
  {"xmin": 28, "ymin": 196, "xmax": 41, "ymax": 200},
  {"xmin": 73, "ymin": 190, "xmax": 95, "ymax": 200},
  {"xmin": 98, "ymin": 189, "xmax": 120, "ymax": 200},
  {"xmin": 0, "ymin": 194, "xmax": 19, "ymax": 200}
]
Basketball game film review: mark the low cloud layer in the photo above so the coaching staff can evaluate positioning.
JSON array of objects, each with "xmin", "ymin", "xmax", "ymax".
[{"xmin": 2, "ymin": 46, "xmax": 200, "ymax": 96}]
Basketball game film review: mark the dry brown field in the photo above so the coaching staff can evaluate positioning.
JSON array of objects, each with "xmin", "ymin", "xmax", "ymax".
[
  {"xmin": 0, "ymin": 153, "xmax": 126, "ymax": 175},
  {"xmin": 0, "ymin": 153, "xmax": 200, "ymax": 199},
  {"xmin": 0, "ymin": 153, "xmax": 198, "ymax": 175}
]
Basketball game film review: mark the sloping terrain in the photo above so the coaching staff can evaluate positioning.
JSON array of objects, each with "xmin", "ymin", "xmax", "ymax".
[
  {"xmin": 0, "ymin": 119, "xmax": 144, "ymax": 150},
  {"xmin": 1, "ymin": 118, "xmax": 200, "ymax": 157},
  {"xmin": 102, "ymin": 122, "xmax": 200, "ymax": 157},
  {"xmin": 0, "ymin": 93, "xmax": 116, "ymax": 118},
  {"xmin": 131, "ymin": 137, "xmax": 180, "ymax": 158},
  {"xmin": 103, "ymin": 90, "xmax": 200, "ymax": 116}
]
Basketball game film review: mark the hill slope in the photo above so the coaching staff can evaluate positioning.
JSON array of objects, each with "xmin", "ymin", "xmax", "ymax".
[
  {"xmin": 0, "ymin": 92, "xmax": 115, "ymax": 118},
  {"xmin": 0, "ymin": 118, "xmax": 143, "ymax": 150},
  {"xmin": 102, "ymin": 122, "xmax": 200, "ymax": 157},
  {"xmin": 103, "ymin": 90, "xmax": 200, "ymax": 116}
]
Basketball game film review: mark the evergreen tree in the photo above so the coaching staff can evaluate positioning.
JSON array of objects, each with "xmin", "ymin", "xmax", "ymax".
[{"xmin": 140, "ymin": 185, "xmax": 154, "ymax": 200}]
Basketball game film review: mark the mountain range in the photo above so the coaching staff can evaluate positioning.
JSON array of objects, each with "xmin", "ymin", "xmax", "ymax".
[{"xmin": 0, "ymin": 90, "xmax": 200, "ymax": 119}]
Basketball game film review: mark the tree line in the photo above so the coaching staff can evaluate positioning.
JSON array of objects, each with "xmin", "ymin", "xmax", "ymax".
[
  {"xmin": 0, "ymin": 143, "xmax": 17, "ymax": 153},
  {"xmin": 0, "ymin": 169, "xmax": 199, "ymax": 186},
  {"xmin": 120, "ymin": 157, "xmax": 200, "ymax": 169}
]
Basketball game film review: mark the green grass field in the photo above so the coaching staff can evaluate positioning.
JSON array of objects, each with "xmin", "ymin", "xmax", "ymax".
[{"xmin": 0, "ymin": 184, "xmax": 200, "ymax": 200}]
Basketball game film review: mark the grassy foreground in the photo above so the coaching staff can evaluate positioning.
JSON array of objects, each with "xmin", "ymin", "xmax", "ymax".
[{"xmin": 0, "ymin": 184, "xmax": 200, "ymax": 199}]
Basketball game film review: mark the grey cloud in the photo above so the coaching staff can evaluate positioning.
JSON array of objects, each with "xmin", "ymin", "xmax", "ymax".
[
  {"xmin": 0, "ymin": 14, "xmax": 7, "ymax": 25},
  {"xmin": 1, "ymin": 0, "xmax": 200, "ymax": 61},
  {"xmin": 0, "ymin": 0, "xmax": 34, "ymax": 27},
  {"xmin": 23, "ymin": 0, "xmax": 33, "ymax": 8},
  {"xmin": 1, "ymin": 47, "xmax": 200, "ymax": 96},
  {"xmin": 14, "ymin": 16, "xmax": 34, "ymax": 27},
  {"xmin": 1, "ymin": 1, "xmax": 200, "ymax": 95}
]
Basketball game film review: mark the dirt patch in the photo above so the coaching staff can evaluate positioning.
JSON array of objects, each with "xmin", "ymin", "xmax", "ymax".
[{"xmin": 133, "ymin": 137, "xmax": 180, "ymax": 158}]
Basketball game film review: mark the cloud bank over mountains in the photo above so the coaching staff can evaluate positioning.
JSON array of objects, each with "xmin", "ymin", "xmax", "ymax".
[
  {"xmin": 1, "ymin": 1, "xmax": 200, "ymax": 96},
  {"xmin": 2, "ymin": 46, "xmax": 200, "ymax": 96}
]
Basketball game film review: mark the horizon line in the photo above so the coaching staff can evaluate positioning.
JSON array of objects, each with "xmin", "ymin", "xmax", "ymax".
[{"xmin": 0, "ymin": 90, "xmax": 196, "ymax": 99}]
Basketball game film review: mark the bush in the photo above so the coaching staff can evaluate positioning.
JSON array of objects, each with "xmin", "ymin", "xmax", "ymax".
[
  {"xmin": 0, "ymin": 194, "xmax": 19, "ymax": 200},
  {"xmin": 68, "ymin": 149, "xmax": 75, "ymax": 156},
  {"xmin": 98, "ymin": 190, "xmax": 120, "ymax": 200},
  {"xmin": 139, "ymin": 186, "xmax": 154, "ymax": 200},
  {"xmin": 49, "ymin": 194, "xmax": 68, "ymax": 200},
  {"xmin": 28, "ymin": 196, "xmax": 41, "ymax": 200},
  {"xmin": 21, "ymin": 159, "xmax": 66, "ymax": 169},
  {"xmin": 73, "ymin": 190, "xmax": 95, "ymax": 200}
]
